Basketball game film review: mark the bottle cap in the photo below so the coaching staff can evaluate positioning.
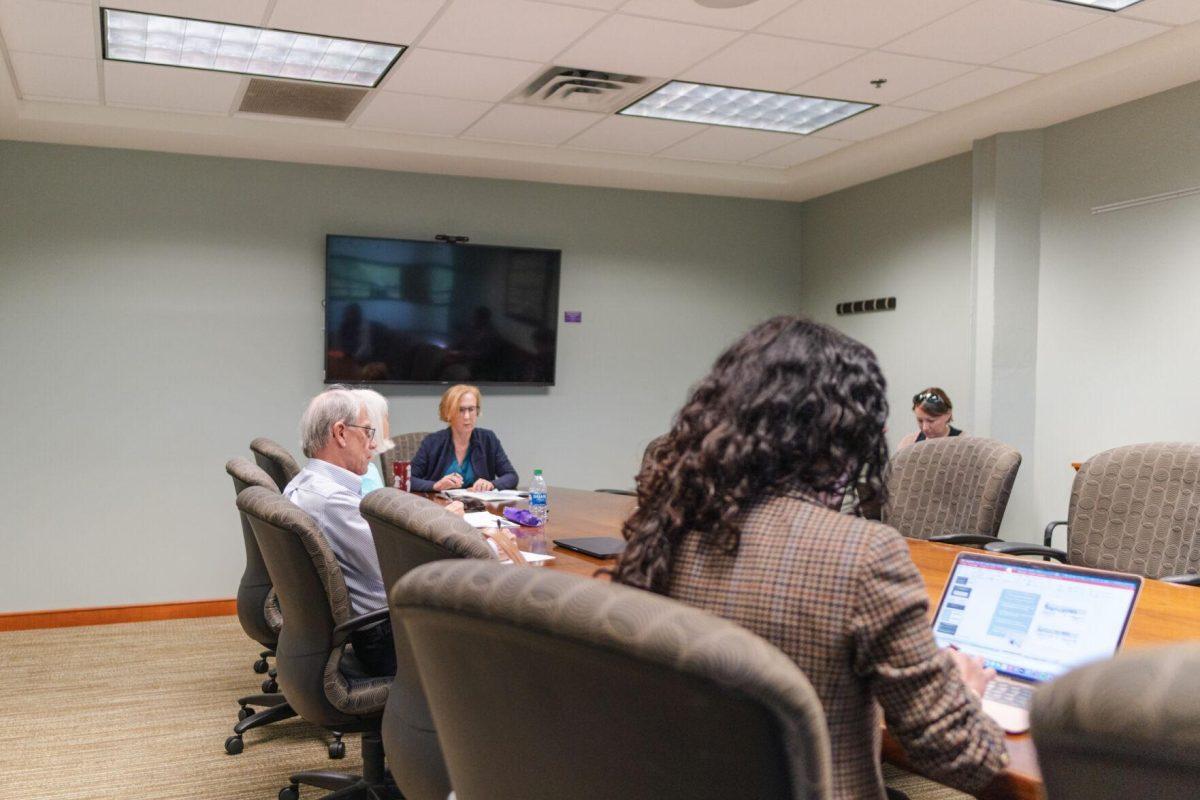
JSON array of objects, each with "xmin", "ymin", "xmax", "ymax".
[{"xmin": 534, "ymin": 469, "xmax": 543, "ymax": 475}]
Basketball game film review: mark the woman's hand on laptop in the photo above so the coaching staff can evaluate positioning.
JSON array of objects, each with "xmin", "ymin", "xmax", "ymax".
[{"xmin": 947, "ymin": 647, "xmax": 996, "ymax": 698}]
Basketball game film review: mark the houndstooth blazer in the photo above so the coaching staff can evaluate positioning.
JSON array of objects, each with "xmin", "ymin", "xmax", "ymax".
[{"xmin": 668, "ymin": 494, "xmax": 1008, "ymax": 800}]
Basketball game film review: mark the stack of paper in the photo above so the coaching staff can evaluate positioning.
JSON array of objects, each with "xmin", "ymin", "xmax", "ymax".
[
  {"xmin": 463, "ymin": 511, "xmax": 518, "ymax": 529},
  {"xmin": 444, "ymin": 488, "xmax": 528, "ymax": 503}
]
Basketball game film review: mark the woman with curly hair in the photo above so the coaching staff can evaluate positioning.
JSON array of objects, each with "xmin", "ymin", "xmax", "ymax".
[{"xmin": 614, "ymin": 316, "xmax": 1007, "ymax": 800}]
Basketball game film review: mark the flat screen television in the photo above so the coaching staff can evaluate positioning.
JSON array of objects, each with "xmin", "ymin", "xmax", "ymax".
[{"xmin": 325, "ymin": 235, "xmax": 560, "ymax": 385}]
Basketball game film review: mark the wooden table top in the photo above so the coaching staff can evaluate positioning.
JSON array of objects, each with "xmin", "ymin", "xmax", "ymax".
[{"xmin": 454, "ymin": 487, "xmax": 1200, "ymax": 800}]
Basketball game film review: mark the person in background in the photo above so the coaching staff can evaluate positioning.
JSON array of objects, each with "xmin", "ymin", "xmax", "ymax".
[
  {"xmin": 410, "ymin": 384, "xmax": 518, "ymax": 493},
  {"xmin": 613, "ymin": 317, "xmax": 1007, "ymax": 800},
  {"xmin": 898, "ymin": 387, "xmax": 962, "ymax": 449},
  {"xmin": 284, "ymin": 387, "xmax": 463, "ymax": 677},
  {"xmin": 353, "ymin": 388, "xmax": 392, "ymax": 496}
]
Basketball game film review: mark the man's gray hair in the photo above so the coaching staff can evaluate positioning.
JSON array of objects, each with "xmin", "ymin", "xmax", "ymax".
[
  {"xmin": 353, "ymin": 388, "xmax": 393, "ymax": 454},
  {"xmin": 300, "ymin": 386, "xmax": 361, "ymax": 458}
]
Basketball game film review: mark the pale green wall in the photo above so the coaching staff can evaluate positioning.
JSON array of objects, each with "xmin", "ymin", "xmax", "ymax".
[
  {"xmin": 798, "ymin": 153, "xmax": 976, "ymax": 451},
  {"xmin": 0, "ymin": 141, "xmax": 803, "ymax": 611}
]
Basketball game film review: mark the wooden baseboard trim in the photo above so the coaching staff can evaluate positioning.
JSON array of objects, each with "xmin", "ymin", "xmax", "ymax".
[{"xmin": 0, "ymin": 598, "xmax": 237, "ymax": 632}]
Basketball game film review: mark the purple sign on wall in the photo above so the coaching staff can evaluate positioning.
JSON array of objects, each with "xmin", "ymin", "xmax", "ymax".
[{"xmin": 564, "ymin": 311, "xmax": 582, "ymax": 323}]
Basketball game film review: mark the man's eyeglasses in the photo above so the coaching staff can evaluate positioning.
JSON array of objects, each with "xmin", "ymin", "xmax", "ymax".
[
  {"xmin": 912, "ymin": 392, "xmax": 948, "ymax": 412},
  {"xmin": 347, "ymin": 423, "xmax": 376, "ymax": 441}
]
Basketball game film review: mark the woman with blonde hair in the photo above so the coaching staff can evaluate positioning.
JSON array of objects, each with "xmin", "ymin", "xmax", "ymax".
[
  {"xmin": 352, "ymin": 388, "xmax": 393, "ymax": 495},
  {"xmin": 410, "ymin": 384, "xmax": 518, "ymax": 492}
]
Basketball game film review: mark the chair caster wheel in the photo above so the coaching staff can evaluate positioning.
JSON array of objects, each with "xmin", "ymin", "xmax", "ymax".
[
  {"xmin": 328, "ymin": 740, "xmax": 346, "ymax": 759},
  {"xmin": 225, "ymin": 735, "xmax": 244, "ymax": 755},
  {"xmin": 238, "ymin": 705, "xmax": 255, "ymax": 721},
  {"xmin": 253, "ymin": 657, "xmax": 270, "ymax": 674},
  {"xmin": 262, "ymin": 678, "xmax": 279, "ymax": 694},
  {"xmin": 278, "ymin": 786, "xmax": 299, "ymax": 800}
]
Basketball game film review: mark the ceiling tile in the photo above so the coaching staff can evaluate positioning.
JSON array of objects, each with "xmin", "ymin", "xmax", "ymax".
[
  {"xmin": 1123, "ymin": 0, "xmax": 1200, "ymax": 25},
  {"xmin": 103, "ymin": 60, "xmax": 242, "ymax": 114},
  {"xmin": 564, "ymin": 114, "xmax": 702, "ymax": 154},
  {"xmin": 884, "ymin": 0, "xmax": 1098, "ymax": 64},
  {"xmin": 417, "ymin": 0, "xmax": 604, "ymax": 61},
  {"xmin": 759, "ymin": 0, "xmax": 977, "ymax": 49},
  {"xmin": 656, "ymin": 126, "xmax": 795, "ymax": 162},
  {"xmin": 747, "ymin": 135, "xmax": 849, "ymax": 168},
  {"xmin": 555, "ymin": 14, "xmax": 740, "ymax": 77},
  {"xmin": 0, "ymin": 0, "xmax": 95, "ymax": 58},
  {"xmin": 381, "ymin": 49, "xmax": 542, "ymax": 102},
  {"xmin": 808, "ymin": 105, "xmax": 931, "ymax": 141},
  {"xmin": 619, "ymin": 0, "xmax": 800, "ymax": 31},
  {"xmin": 108, "ymin": 0, "xmax": 271, "ymax": 26},
  {"xmin": 354, "ymin": 92, "xmax": 492, "ymax": 135},
  {"xmin": 795, "ymin": 51, "xmax": 974, "ymax": 104},
  {"xmin": 462, "ymin": 104, "xmax": 604, "ymax": 144},
  {"xmin": 539, "ymin": 0, "xmax": 625, "ymax": 8},
  {"xmin": 896, "ymin": 66, "xmax": 1035, "ymax": 112},
  {"xmin": 995, "ymin": 16, "xmax": 1167, "ymax": 72},
  {"xmin": 10, "ymin": 51, "xmax": 97, "ymax": 102},
  {"xmin": 680, "ymin": 34, "xmax": 862, "ymax": 93},
  {"xmin": 269, "ymin": 0, "xmax": 445, "ymax": 44}
]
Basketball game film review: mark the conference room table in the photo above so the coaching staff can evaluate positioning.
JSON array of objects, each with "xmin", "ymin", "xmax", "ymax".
[{"xmin": 452, "ymin": 487, "xmax": 1200, "ymax": 800}]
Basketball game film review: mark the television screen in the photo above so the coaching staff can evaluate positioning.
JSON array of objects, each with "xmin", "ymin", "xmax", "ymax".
[{"xmin": 325, "ymin": 235, "xmax": 560, "ymax": 385}]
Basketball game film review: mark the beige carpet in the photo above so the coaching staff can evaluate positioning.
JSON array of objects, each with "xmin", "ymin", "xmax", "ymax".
[{"xmin": 0, "ymin": 615, "xmax": 970, "ymax": 800}]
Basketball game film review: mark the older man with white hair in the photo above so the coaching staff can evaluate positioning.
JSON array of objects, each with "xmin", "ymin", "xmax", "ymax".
[{"xmin": 284, "ymin": 386, "xmax": 462, "ymax": 676}]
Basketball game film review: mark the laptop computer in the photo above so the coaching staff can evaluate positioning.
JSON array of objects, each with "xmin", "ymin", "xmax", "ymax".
[{"xmin": 931, "ymin": 552, "xmax": 1142, "ymax": 734}]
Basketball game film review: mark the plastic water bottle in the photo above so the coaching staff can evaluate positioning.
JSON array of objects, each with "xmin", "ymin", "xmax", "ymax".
[{"xmin": 529, "ymin": 469, "xmax": 548, "ymax": 523}]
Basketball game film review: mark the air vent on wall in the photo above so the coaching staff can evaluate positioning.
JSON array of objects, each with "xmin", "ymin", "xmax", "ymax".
[
  {"xmin": 238, "ymin": 78, "xmax": 369, "ymax": 122},
  {"xmin": 510, "ymin": 67, "xmax": 650, "ymax": 113}
]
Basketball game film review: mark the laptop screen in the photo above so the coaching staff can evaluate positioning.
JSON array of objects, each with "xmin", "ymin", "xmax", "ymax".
[{"xmin": 931, "ymin": 553, "xmax": 1141, "ymax": 683}]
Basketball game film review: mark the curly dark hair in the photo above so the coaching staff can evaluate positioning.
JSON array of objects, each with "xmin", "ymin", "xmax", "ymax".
[{"xmin": 613, "ymin": 316, "xmax": 890, "ymax": 593}]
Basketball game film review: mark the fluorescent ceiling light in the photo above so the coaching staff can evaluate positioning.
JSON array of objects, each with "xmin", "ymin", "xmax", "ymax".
[
  {"xmin": 620, "ymin": 81, "xmax": 873, "ymax": 135},
  {"xmin": 101, "ymin": 8, "xmax": 404, "ymax": 88},
  {"xmin": 1049, "ymin": 0, "xmax": 1143, "ymax": 9}
]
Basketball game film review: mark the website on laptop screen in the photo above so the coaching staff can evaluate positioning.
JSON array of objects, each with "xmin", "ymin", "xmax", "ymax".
[{"xmin": 932, "ymin": 554, "xmax": 1140, "ymax": 683}]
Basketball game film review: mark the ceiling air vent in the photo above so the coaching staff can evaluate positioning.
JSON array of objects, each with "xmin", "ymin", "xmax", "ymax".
[
  {"xmin": 510, "ymin": 67, "xmax": 651, "ymax": 113},
  {"xmin": 238, "ymin": 78, "xmax": 369, "ymax": 122}
]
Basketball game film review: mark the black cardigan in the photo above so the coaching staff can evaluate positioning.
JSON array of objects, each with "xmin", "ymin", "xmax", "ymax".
[{"xmin": 409, "ymin": 427, "xmax": 519, "ymax": 492}]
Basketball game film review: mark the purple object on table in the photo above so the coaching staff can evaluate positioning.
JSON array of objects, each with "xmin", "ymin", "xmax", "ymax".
[{"xmin": 503, "ymin": 507, "xmax": 543, "ymax": 527}]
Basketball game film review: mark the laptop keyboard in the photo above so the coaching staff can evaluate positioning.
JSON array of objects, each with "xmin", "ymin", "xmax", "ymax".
[{"xmin": 985, "ymin": 680, "xmax": 1034, "ymax": 709}]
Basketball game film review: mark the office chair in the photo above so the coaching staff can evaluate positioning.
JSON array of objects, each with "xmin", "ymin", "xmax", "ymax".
[
  {"xmin": 1031, "ymin": 643, "xmax": 1200, "ymax": 799},
  {"xmin": 988, "ymin": 442, "xmax": 1200, "ymax": 584},
  {"xmin": 223, "ymin": 458, "xmax": 297, "ymax": 755},
  {"xmin": 883, "ymin": 436, "xmax": 1022, "ymax": 545},
  {"xmin": 250, "ymin": 436, "xmax": 302, "ymax": 492},
  {"xmin": 237, "ymin": 486, "xmax": 398, "ymax": 800},
  {"xmin": 393, "ymin": 560, "xmax": 832, "ymax": 800},
  {"xmin": 378, "ymin": 432, "xmax": 431, "ymax": 489},
  {"xmin": 596, "ymin": 433, "xmax": 669, "ymax": 496},
  {"xmin": 360, "ymin": 489, "xmax": 495, "ymax": 800}
]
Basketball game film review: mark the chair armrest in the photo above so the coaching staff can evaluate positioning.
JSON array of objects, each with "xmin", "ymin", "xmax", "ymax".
[
  {"xmin": 333, "ymin": 607, "xmax": 390, "ymax": 637},
  {"xmin": 1044, "ymin": 519, "xmax": 1067, "ymax": 548},
  {"xmin": 594, "ymin": 489, "xmax": 636, "ymax": 496},
  {"xmin": 984, "ymin": 542, "xmax": 1068, "ymax": 562},
  {"xmin": 928, "ymin": 534, "xmax": 1003, "ymax": 547},
  {"xmin": 1160, "ymin": 573, "xmax": 1200, "ymax": 586}
]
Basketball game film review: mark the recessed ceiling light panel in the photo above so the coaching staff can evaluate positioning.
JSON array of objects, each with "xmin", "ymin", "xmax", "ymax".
[
  {"xmin": 619, "ymin": 81, "xmax": 874, "ymax": 135},
  {"xmin": 101, "ymin": 8, "xmax": 404, "ymax": 88},
  {"xmin": 1049, "ymin": 0, "xmax": 1143, "ymax": 9}
]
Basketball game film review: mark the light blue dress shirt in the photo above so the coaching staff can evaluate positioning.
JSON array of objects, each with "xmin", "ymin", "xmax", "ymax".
[
  {"xmin": 361, "ymin": 461, "xmax": 385, "ymax": 496},
  {"xmin": 283, "ymin": 459, "xmax": 386, "ymax": 617}
]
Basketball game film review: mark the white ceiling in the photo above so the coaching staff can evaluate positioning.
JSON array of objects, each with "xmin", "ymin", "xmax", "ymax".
[{"xmin": 1, "ymin": 0, "xmax": 1199, "ymax": 201}]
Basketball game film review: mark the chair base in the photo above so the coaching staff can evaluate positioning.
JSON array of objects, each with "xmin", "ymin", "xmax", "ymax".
[{"xmin": 279, "ymin": 731, "xmax": 398, "ymax": 799}]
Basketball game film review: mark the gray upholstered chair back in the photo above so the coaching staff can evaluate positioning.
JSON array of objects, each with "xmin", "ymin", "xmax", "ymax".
[
  {"xmin": 226, "ymin": 457, "xmax": 281, "ymax": 647},
  {"xmin": 359, "ymin": 489, "xmax": 494, "ymax": 800},
  {"xmin": 236, "ymin": 485, "xmax": 373, "ymax": 729},
  {"xmin": 1066, "ymin": 442, "xmax": 1200, "ymax": 579},
  {"xmin": 883, "ymin": 437, "xmax": 1021, "ymax": 540},
  {"xmin": 1031, "ymin": 643, "xmax": 1200, "ymax": 800},
  {"xmin": 394, "ymin": 560, "xmax": 832, "ymax": 800},
  {"xmin": 249, "ymin": 437, "xmax": 301, "ymax": 492},
  {"xmin": 379, "ymin": 432, "xmax": 432, "ymax": 489}
]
